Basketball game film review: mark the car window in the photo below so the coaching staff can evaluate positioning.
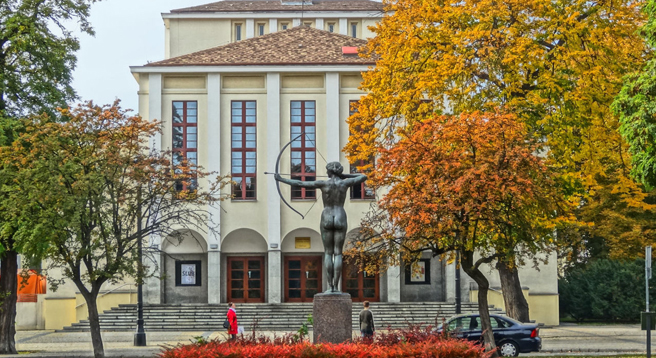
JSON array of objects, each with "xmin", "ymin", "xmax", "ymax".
[
  {"xmin": 447, "ymin": 317, "xmax": 469, "ymax": 331},
  {"xmin": 472, "ymin": 316, "xmax": 500, "ymax": 331},
  {"xmin": 495, "ymin": 317, "xmax": 513, "ymax": 328}
]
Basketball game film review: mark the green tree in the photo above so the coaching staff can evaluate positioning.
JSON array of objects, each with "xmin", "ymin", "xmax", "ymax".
[
  {"xmin": 0, "ymin": 0, "xmax": 99, "ymax": 353},
  {"xmin": 613, "ymin": 0, "xmax": 656, "ymax": 191},
  {"xmin": 4, "ymin": 102, "xmax": 230, "ymax": 358}
]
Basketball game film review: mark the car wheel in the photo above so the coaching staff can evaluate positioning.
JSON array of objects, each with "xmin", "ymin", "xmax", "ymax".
[{"xmin": 499, "ymin": 341, "xmax": 519, "ymax": 357}]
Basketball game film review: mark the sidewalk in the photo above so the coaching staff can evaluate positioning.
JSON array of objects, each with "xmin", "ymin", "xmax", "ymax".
[{"xmin": 11, "ymin": 324, "xmax": 654, "ymax": 357}]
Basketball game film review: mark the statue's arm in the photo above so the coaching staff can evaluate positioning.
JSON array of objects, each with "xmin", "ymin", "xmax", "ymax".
[
  {"xmin": 275, "ymin": 174, "xmax": 321, "ymax": 188},
  {"xmin": 340, "ymin": 173, "xmax": 368, "ymax": 186}
]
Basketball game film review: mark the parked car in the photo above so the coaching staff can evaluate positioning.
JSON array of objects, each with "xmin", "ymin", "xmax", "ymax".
[{"xmin": 436, "ymin": 314, "xmax": 541, "ymax": 357}]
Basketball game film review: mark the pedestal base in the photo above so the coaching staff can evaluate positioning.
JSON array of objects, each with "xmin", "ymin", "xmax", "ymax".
[{"xmin": 313, "ymin": 292, "xmax": 352, "ymax": 344}]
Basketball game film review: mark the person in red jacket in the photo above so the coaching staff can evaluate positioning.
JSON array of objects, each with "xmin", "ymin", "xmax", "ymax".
[{"xmin": 227, "ymin": 302, "xmax": 238, "ymax": 340}]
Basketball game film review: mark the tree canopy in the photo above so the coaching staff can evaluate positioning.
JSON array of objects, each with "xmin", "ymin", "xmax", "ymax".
[{"xmin": 3, "ymin": 101, "xmax": 230, "ymax": 358}]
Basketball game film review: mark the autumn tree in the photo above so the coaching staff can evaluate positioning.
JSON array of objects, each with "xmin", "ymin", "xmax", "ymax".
[
  {"xmin": 346, "ymin": 0, "xmax": 652, "ymax": 323},
  {"xmin": 2, "ymin": 102, "xmax": 230, "ymax": 358},
  {"xmin": 0, "ymin": 0, "xmax": 101, "ymax": 353},
  {"xmin": 348, "ymin": 110, "xmax": 575, "ymax": 354}
]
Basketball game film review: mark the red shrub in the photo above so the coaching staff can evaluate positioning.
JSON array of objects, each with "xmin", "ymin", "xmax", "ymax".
[{"xmin": 159, "ymin": 326, "xmax": 490, "ymax": 358}]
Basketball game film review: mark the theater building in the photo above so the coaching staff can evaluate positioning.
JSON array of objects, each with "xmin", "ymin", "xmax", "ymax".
[{"xmin": 20, "ymin": 0, "xmax": 560, "ymax": 331}]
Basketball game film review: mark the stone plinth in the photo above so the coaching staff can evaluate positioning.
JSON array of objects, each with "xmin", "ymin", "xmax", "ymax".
[{"xmin": 313, "ymin": 292, "xmax": 352, "ymax": 344}]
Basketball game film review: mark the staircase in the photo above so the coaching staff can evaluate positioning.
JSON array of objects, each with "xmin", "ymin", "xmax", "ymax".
[{"xmin": 60, "ymin": 302, "xmax": 503, "ymax": 332}]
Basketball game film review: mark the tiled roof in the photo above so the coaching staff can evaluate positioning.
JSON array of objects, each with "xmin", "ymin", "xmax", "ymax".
[
  {"xmin": 146, "ymin": 26, "xmax": 374, "ymax": 67},
  {"xmin": 171, "ymin": 0, "xmax": 384, "ymax": 13}
]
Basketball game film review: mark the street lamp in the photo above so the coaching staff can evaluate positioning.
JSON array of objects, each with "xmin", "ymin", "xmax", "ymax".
[
  {"xmin": 134, "ymin": 183, "xmax": 147, "ymax": 346},
  {"xmin": 455, "ymin": 250, "xmax": 461, "ymax": 314}
]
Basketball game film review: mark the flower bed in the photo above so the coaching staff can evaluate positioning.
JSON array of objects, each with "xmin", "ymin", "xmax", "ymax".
[{"xmin": 160, "ymin": 326, "xmax": 490, "ymax": 358}]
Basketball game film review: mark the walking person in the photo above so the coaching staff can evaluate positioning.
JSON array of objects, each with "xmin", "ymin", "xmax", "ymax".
[
  {"xmin": 227, "ymin": 302, "xmax": 238, "ymax": 341},
  {"xmin": 359, "ymin": 300, "xmax": 375, "ymax": 339}
]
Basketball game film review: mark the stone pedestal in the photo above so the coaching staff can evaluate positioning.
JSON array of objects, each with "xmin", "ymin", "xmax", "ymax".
[{"xmin": 313, "ymin": 292, "xmax": 352, "ymax": 344}]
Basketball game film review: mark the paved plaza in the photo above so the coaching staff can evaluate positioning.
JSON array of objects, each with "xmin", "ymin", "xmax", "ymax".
[{"xmin": 6, "ymin": 323, "xmax": 653, "ymax": 357}]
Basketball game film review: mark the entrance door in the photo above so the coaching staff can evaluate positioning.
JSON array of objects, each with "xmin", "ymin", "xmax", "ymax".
[
  {"xmin": 284, "ymin": 256, "xmax": 322, "ymax": 302},
  {"xmin": 343, "ymin": 262, "xmax": 379, "ymax": 302},
  {"xmin": 227, "ymin": 257, "xmax": 265, "ymax": 303}
]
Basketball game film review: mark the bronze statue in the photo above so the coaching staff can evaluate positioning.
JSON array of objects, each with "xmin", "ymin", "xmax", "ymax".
[{"xmin": 275, "ymin": 162, "xmax": 367, "ymax": 293}]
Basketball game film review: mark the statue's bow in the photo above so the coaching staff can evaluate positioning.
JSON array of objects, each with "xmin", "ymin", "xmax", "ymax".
[{"xmin": 274, "ymin": 132, "xmax": 306, "ymax": 219}]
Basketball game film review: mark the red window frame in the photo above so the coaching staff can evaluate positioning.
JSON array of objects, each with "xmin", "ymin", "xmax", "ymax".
[
  {"xmin": 172, "ymin": 101, "xmax": 198, "ymax": 191},
  {"xmin": 290, "ymin": 101, "xmax": 316, "ymax": 200},
  {"xmin": 348, "ymin": 100, "xmax": 375, "ymax": 200},
  {"xmin": 231, "ymin": 101, "xmax": 257, "ymax": 200}
]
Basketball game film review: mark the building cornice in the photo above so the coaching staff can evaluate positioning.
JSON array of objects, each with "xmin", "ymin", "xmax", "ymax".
[{"xmin": 130, "ymin": 65, "xmax": 372, "ymax": 74}]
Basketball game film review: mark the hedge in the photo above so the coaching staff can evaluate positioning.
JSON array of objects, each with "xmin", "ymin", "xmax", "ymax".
[
  {"xmin": 159, "ymin": 326, "xmax": 490, "ymax": 358},
  {"xmin": 559, "ymin": 258, "xmax": 654, "ymax": 321}
]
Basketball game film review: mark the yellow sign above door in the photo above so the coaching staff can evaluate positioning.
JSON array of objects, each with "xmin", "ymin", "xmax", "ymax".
[{"xmin": 295, "ymin": 237, "xmax": 311, "ymax": 249}]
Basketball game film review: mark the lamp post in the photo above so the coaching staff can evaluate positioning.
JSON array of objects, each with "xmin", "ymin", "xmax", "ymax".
[
  {"xmin": 134, "ymin": 184, "xmax": 147, "ymax": 346},
  {"xmin": 455, "ymin": 250, "xmax": 461, "ymax": 314}
]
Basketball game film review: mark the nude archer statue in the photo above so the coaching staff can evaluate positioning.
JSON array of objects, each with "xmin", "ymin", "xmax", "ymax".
[{"xmin": 275, "ymin": 162, "xmax": 367, "ymax": 293}]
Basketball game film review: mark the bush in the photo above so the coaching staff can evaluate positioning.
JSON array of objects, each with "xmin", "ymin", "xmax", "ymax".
[
  {"xmin": 159, "ymin": 326, "xmax": 490, "ymax": 358},
  {"xmin": 559, "ymin": 258, "xmax": 654, "ymax": 322}
]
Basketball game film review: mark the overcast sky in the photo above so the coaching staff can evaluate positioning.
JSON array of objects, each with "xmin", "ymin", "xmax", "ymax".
[{"xmin": 72, "ymin": 0, "xmax": 204, "ymax": 112}]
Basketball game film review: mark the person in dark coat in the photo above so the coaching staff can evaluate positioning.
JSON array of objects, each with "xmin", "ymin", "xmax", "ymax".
[
  {"xmin": 359, "ymin": 300, "xmax": 375, "ymax": 338},
  {"xmin": 227, "ymin": 302, "xmax": 238, "ymax": 340}
]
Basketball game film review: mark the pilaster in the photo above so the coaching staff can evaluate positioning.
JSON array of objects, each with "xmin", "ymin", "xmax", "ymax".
[
  {"xmin": 207, "ymin": 73, "xmax": 222, "ymax": 303},
  {"xmin": 267, "ymin": 73, "xmax": 282, "ymax": 303},
  {"xmin": 386, "ymin": 264, "xmax": 401, "ymax": 302},
  {"xmin": 339, "ymin": 18, "xmax": 348, "ymax": 35},
  {"xmin": 325, "ymin": 72, "xmax": 341, "ymax": 163},
  {"xmin": 148, "ymin": 74, "xmax": 162, "ymax": 152}
]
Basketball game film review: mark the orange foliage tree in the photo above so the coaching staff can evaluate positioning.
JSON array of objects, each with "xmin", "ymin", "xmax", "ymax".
[
  {"xmin": 348, "ymin": 110, "xmax": 576, "ymax": 353},
  {"xmin": 346, "ymin": 0, "xmax": 655, "ymax": 325}
]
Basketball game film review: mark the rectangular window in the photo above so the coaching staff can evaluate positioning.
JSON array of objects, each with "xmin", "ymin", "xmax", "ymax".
[
  {"xmin": 235, "ymin": 23, "xmax": 242, "ymax": 41},
  {"xmin": 290, "ymin": 101, "xmax": 316, "ymax": 200},
  {"xmin": 258, "ymin": 23, "xmax": 265, "ymax": 36},
  {"xmin": 281, "ymin": 22, "xmax": 289, "ymax": 30},
  {"xmin": 348, "ymin": 100, "xmax": 374, "ymax": 200},
  {"xmin": 351, "ymin": 22, "xmax": 357, "ymax": 38},
  {"xmin": 328, "ymin": 23, "xmax": 335, "ymax": 32},
  {"xmin": 231, "ymin": 101, "xmax": 257, "ymax": 200},
  {"xmin": 172, "ymin": 101, "xmax": 198, "ymax": 191},
  {"xmin": 303, "ymin": 21, "xmax": 312, "ymax": 27}
]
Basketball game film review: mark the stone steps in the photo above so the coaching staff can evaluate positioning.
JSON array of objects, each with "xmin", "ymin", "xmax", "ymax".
[{"xmin": 60, "ymin": 302, "xmax": 503, "ymax": 332}]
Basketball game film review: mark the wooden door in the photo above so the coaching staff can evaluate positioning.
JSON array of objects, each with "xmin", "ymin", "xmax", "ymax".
[
  {"xmin": 284, "ymin": 256, "xmax": 322, "ymax": 302},
  {"xmin": 227, "ymin": 256, "xmax": 265, "ymax": 303},
  {"xmin": 343, "ymin": 261, "xmax": 379, "ymax": 302}
]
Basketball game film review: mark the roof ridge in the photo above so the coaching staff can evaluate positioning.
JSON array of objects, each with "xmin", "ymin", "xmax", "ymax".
[{"xmin": 170, "ymin": 0, "xmax": 384, "ymax": 13}]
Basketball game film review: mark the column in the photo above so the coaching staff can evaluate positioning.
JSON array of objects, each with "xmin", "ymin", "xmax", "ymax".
[
  {"xmin": 445, "ymin": 258, "xmax": 456, "ymax": 302},
  {"xmin": 207, "ymin": 73, "xmax": 222, "ymax": 304},
  {"xmin": 386, "ymin": 264, "xmax": 401, "ymax": 302},
  {"xmin": 148, "ymin": 73, "xmax": 162, "ymax": 152},
  {"xmin": 266, "ymin": 73, "xmax": 283, "ymax": 303},
  {"xmin": 325, "ymin": 73, "xmax": 341, "ymax": 163},
  {"xmin": 293, "ymin": 18, "xmax": 301, "ymax": 27},
  {"xmin": 144, "ymin": 235, "xmax": 162, "ymax": 304},
  {"xmin": 316, "ymin": 18, "xmax": 324, "ymax": 30},
  {"xmin": 339, "ymin": 18, "xmax": 348, "ymax": 36},
  {"xmin": 269, "ymin": 18, "xmax": 278, "ymax": 33},
  {"xmin": 246, "ymin": 19, "xmax": 255, "ymax": 39}
]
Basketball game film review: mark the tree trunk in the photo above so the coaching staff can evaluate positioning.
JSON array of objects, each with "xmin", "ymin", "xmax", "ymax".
[
  {"xmin": 0, "ymin": 249, "xmax": 18, "ymax": 354},
  {"xmin": 84, "ymin": 291, "xmax": 104, "ymax": 358},
  {"xmin": 461, "ymin": 251, "xmax": 499, "ymax": 358},
  {"xmin": 497, "ymin": 261, "xmax": 530, "ymax": 322}
]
